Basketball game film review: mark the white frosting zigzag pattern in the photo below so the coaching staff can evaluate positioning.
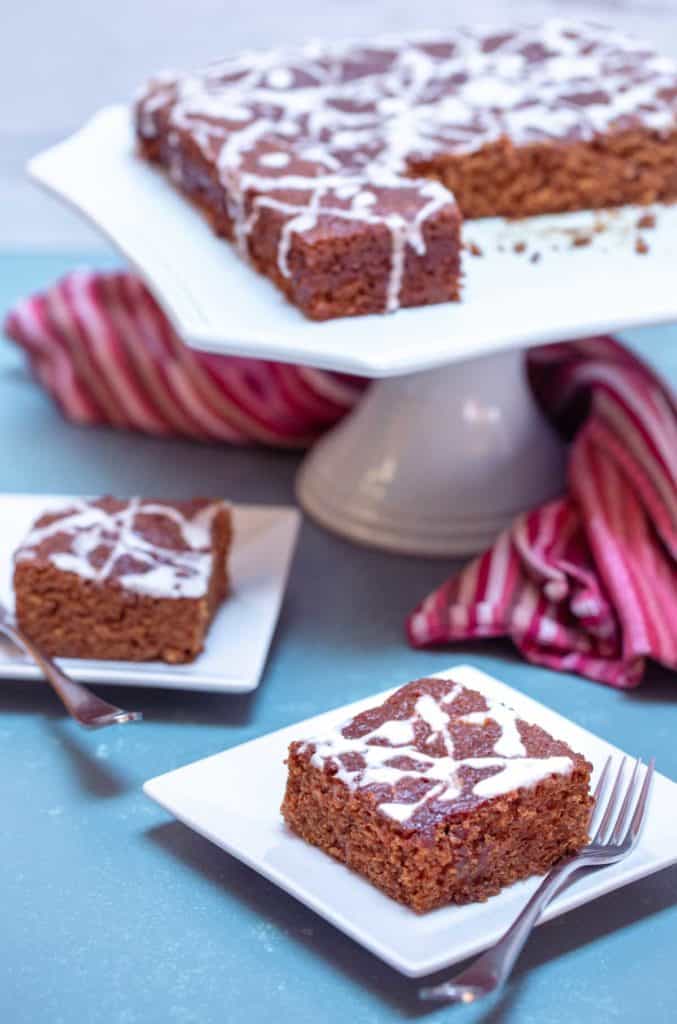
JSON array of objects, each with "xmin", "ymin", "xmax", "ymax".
[
  {"xmin": 137, "ymin": 20, "xmax": 677, "ymax": 311},
  {"xmin": 300, "ymin": 683, "xmax": 572, "ymax": 825},
  {"xmin": 15, "ymin": 499, "xmax": 223, "ymax": 599}
]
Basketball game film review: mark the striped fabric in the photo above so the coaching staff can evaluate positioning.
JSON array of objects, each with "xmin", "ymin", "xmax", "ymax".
[
  {"xmin": 408, "ymin": 338, "xmax": 677, "ymax": 688},
  {"xmin": 3, "ymin": 270, "xmax": 364, "ymax": 447},
  {"xmin": 4, "ymin": 273, "xmax": 675, "ymax": 688}
]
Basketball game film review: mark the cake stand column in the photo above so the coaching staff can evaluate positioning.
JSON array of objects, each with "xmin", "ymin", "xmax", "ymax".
[{"xmin": 296, "ymin": 346, "xmax": 566, "ymax": 557}]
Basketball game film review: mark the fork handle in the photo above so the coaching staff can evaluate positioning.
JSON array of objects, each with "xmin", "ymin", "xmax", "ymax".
[
  {"xmin": 422, "ymin": 855, "xmax": 580, "ymax": 1000},
  {"xmin": 0, "ymin": 621, "xmax": 141, "ymax": 729}
]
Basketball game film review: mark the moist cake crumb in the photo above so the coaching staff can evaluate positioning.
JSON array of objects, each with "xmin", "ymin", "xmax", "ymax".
[{"xmin": 635, "ymin": 235, "xmax": 650, "ymax": 254}]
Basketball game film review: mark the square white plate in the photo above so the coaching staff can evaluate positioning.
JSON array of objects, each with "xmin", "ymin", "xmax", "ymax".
[
  {"xmin": 144, "ymin": 665, "xmax": 677, "ymax": 976},
  {"xmin": 0, "ymin": 494, "xmax": 300, "ymax": 692},
  {"xmin": 29, "ymin": 105, "xmax": 677, "ymax": 379}
]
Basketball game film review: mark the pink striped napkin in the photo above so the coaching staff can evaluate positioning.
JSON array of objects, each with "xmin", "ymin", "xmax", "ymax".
[
  {"xmin": 408, "ymin": 338, "xmax": 677, "ymax": 688},
  {"xmin": 4, "ymin": 272, "xmax": 676, "ymax": 688},
  {"xmin": 4, "ymin": 270, "xmax": 364, "ymax": 447}
]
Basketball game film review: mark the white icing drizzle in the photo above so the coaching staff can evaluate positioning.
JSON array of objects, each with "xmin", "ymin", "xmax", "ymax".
[
  {"xmin": 416, "ymin": 690, "xmax": 456, "ymax": 755},
  {"xmin": 15, "ymin": 499, "xmax": 224, "ymax": 599},
  {"xmin": 459, "ymin": 705, "xmax": 527, "ymax": 757},
  {"xmin": 137, "ymin": 19, "xmax": 677, "ymax": 312},
  {"xmin": 300, "ymin": 684, "xmax": 572, "ymax": 825},
  {"xmin": 258, "ymin": 151, "xmax": 292, "ymax": 168},
  {"xmin": 367, "ymin": 719, "xmax": 417, "ymax": 745},
  {"xmin": 416, "ymin": 693, "xmax": 451, "ymax": 734}
]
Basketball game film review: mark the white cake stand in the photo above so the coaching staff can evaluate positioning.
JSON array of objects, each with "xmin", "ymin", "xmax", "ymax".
[
  {"xmin": 28, "ymin": 105, "xmax": 677, "ymax": 556},
  {"xmin": 296, "ymin": 348, "xmax": 567, "ymax": 555}
]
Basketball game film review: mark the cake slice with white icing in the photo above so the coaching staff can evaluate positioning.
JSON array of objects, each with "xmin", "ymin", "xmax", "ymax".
[
  {"xmin": 282, "ymin": 674, "xmax": 593, "ymax": 911},
  {"xmin": 13, "ymin": 496, "xmax": 232, "ymax": 663},
  {"xmin": 136, "ymin": 21, "xmax": 677, "ymax": 320}
]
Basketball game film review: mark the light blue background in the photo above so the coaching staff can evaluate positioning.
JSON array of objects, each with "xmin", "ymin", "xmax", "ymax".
[{"xmin": 1, "ymin": 251, "xmax": 676, "ymax": 1024}]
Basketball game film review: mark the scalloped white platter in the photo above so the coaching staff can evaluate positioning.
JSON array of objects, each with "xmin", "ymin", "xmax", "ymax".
[
  {"xmin": 0, "ymin": 495, "xmax": 300, "ymax": 693},
  {"xmin": 144, "ymin": 664, "xmax": 677, "ymax": 977},
  {"xmin": 29, "ymin": 105, "xmax": 677, "ymax": 379}
]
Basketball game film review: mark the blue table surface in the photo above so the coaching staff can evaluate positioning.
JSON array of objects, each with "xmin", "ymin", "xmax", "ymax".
[{"xmin": 1, "ymin": 250, "xmax": 676, "ymax": 1024}]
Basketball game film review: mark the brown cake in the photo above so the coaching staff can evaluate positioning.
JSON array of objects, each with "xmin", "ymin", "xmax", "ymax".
[
  {"xmin": 13, "ymin": 497, "xmax": 231, "ymax": 663},
  {"xmin": 282, "ymin": 675, "xmax": 593, "ymax": 912},
  {"xmin": 135, "ymin": 20, "xmax": 677, "ymax": 320}
]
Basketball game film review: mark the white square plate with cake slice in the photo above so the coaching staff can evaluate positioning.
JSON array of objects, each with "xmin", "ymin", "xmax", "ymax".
[
  {"xmin": 144, "ymin": 665, "xmax": 677, "ymax": 977},
  {"xmin": 0, "ymin": 494, "xmax": 300, "ymax": 692}
]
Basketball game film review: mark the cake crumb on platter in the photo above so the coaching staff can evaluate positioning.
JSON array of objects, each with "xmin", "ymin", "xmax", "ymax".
[{"xmin": 636, "ymin": 212, "xmax": 657, "ymax": 230}]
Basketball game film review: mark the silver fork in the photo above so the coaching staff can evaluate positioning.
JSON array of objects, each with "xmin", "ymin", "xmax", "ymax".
[
  {"xmin": 0, "ymin": 603, "xmax": 142, "ymax": 729},
  {"xmin": 420, "ymin": 755, "xmax": 655, "ymax": 1005}
]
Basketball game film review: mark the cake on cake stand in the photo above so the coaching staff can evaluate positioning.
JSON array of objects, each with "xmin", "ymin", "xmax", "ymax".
[{"xmin": 27, "ymin": 106, "xmax": 677, "ymax": 555}]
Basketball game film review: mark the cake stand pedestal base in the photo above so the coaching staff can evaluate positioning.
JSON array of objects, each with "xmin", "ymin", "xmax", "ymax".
[{"xmin": 296, "ymin": 347, "xmax": 566, "ymax": 557}]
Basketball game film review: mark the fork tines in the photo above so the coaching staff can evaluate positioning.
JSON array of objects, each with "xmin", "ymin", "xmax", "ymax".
[{"xmin": 590, "ymin": 755, "xmax": 655, "ymax": 849}]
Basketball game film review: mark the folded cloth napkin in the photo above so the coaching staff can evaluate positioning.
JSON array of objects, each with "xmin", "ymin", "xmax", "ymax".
[
  {"xmin": 408, "ymin": 337, "xmax": 677, "ymax": 688},
  {"xmin": 5, "ymin": 272, "xmax": 676, "ymax": 688},
  {"xmin": 3, "ymin": 269, "xmax": 364, "ymax": 447}
]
